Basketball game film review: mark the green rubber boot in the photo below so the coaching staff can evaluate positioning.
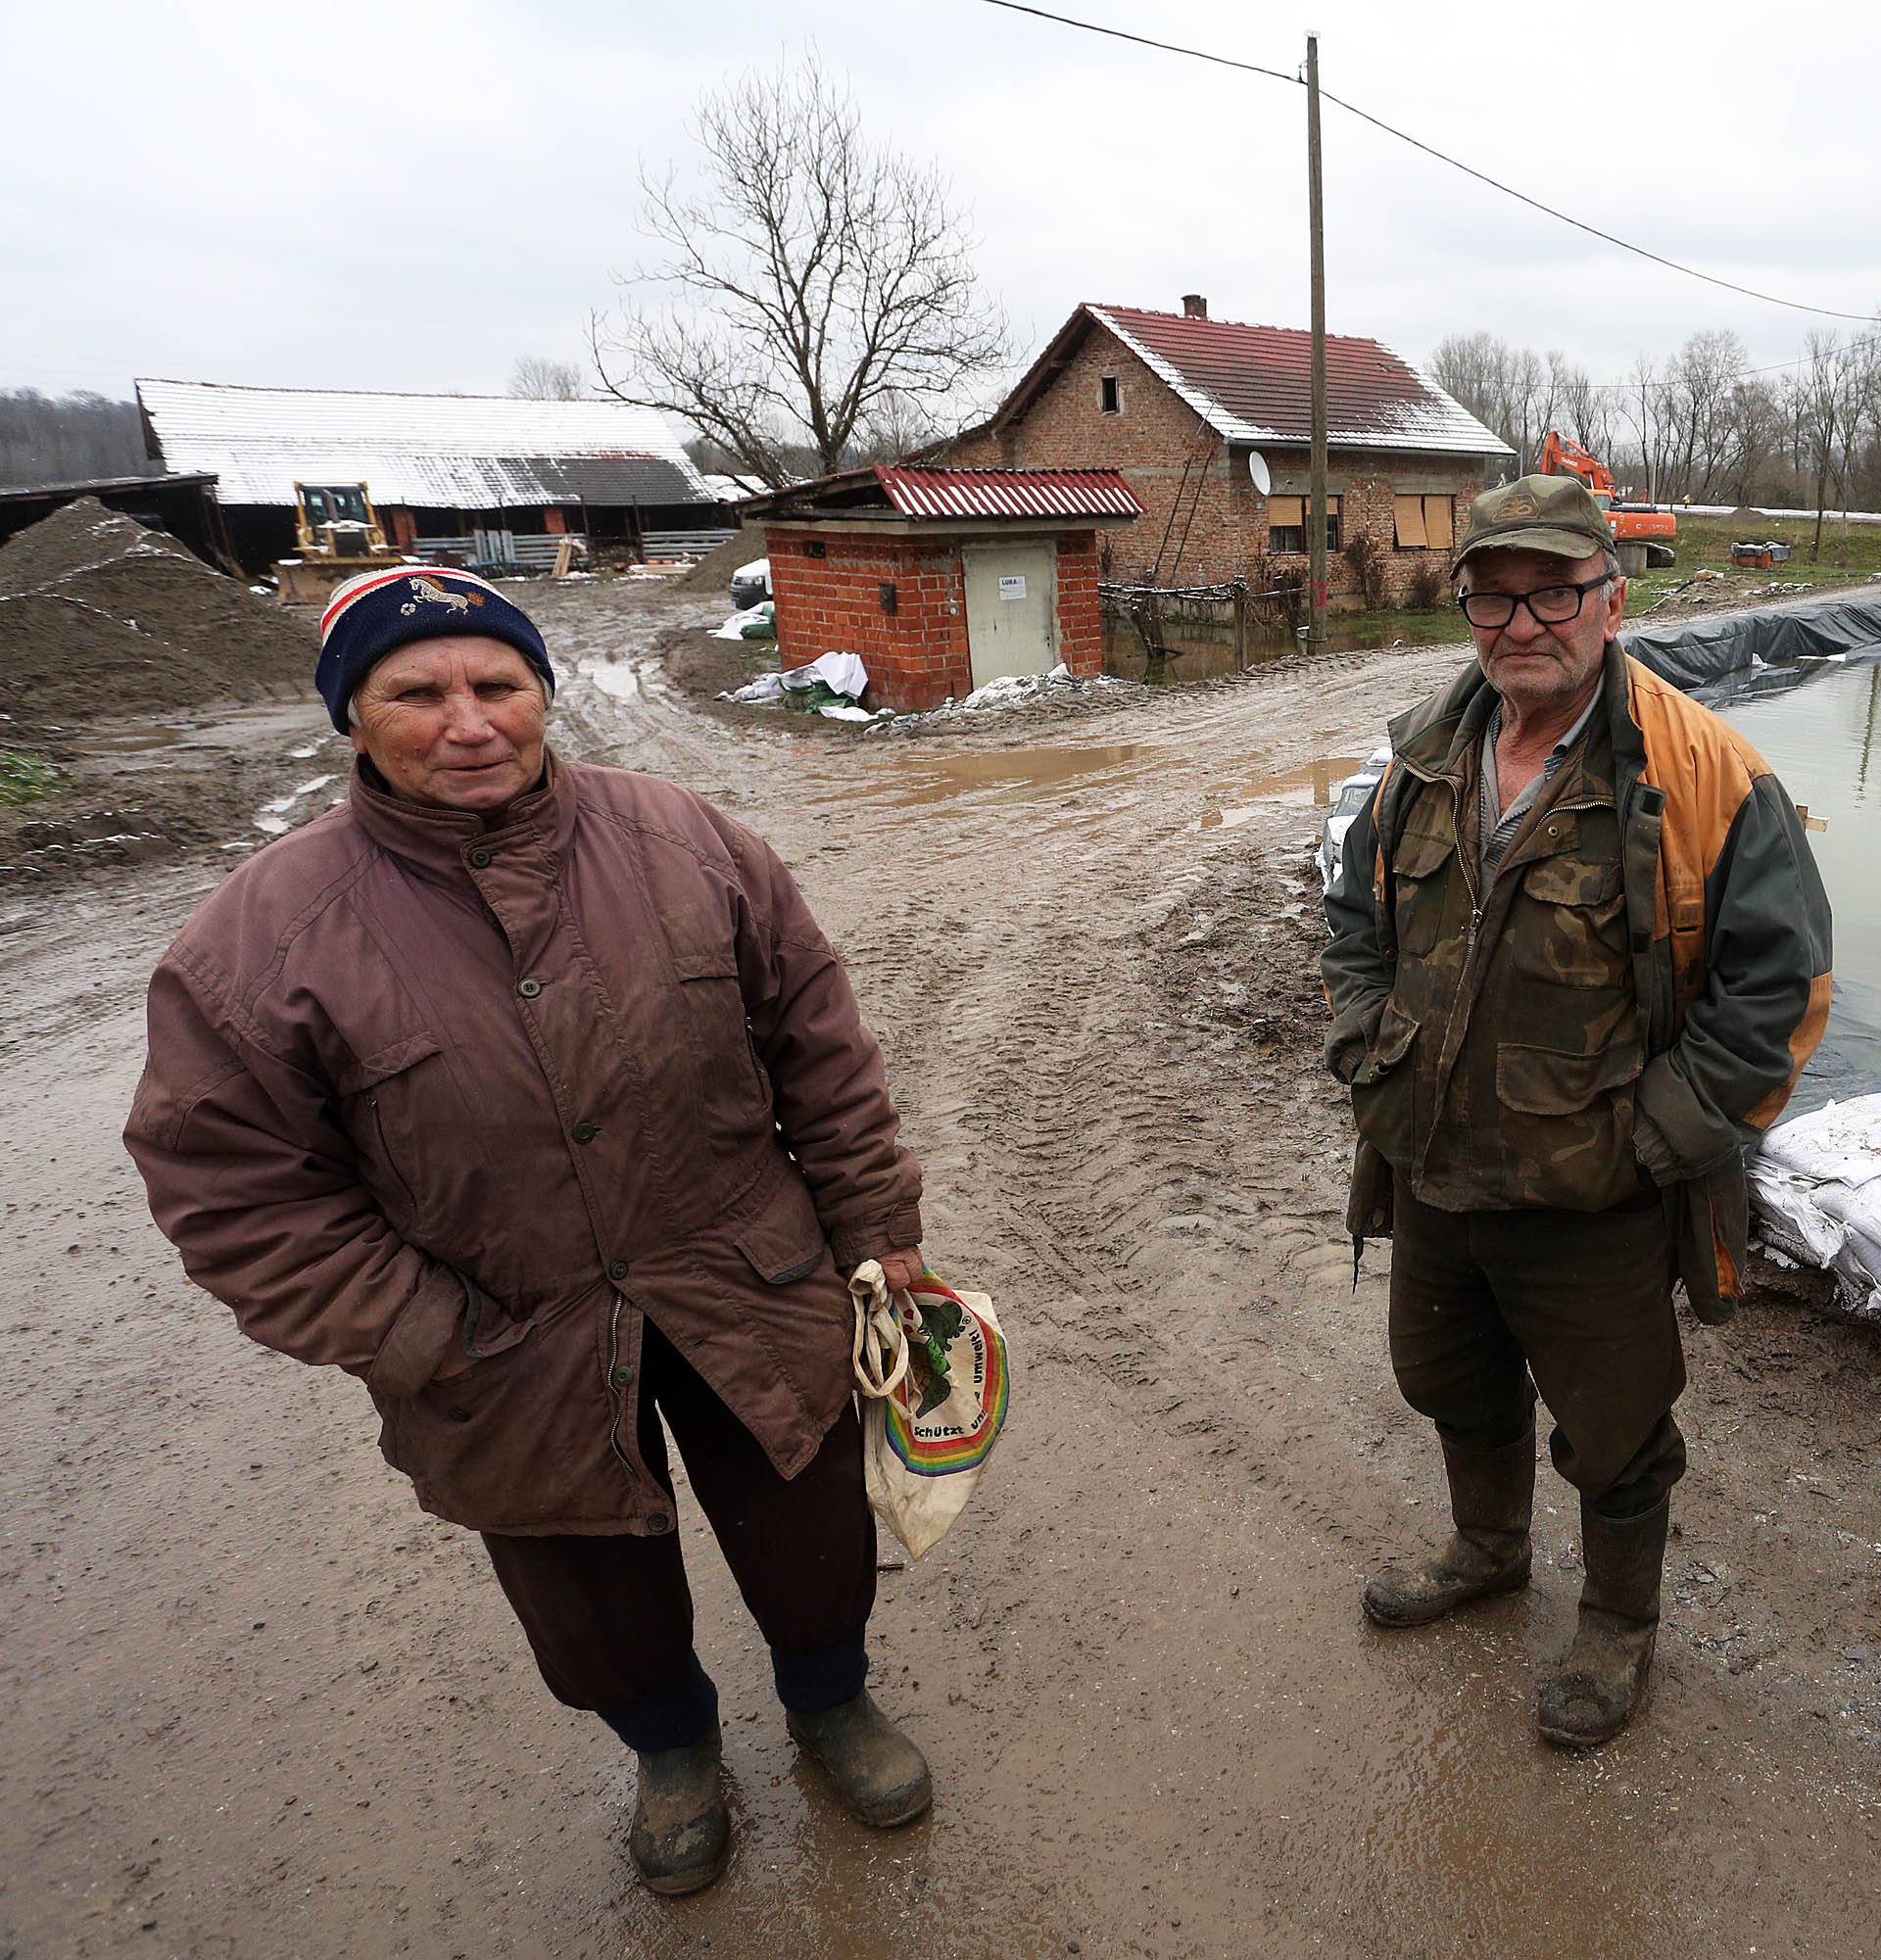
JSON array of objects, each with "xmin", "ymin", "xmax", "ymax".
[
  {"xmin": 1363, "ymin": 1426, "xmax": 1535, "ymax": 1629},
  {"xmin": 628, "ymin": 1721, "xmax": 730, "ymax": 1895},
  {"xmin": 1537, "ymin": 1496, "xmax": 1668, "ymax": 1748},
  {"xmin": 787, "ymin": 1692, "xmax": 933, "ymax": 1827}
]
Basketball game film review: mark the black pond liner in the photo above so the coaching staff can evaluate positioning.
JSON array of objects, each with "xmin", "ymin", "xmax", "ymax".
[{"xmin": 1621, "ymin": 589, "xmax": 1881, "ymax": 688}]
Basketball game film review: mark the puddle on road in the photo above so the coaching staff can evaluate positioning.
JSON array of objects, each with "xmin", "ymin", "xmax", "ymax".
[
  {"xmin": 831, "ymin": 742, "xmax": 1148, "ymax": 810},
  {"xmin": 1198, "ymin": 754, "xmax": 1362, "ymax": 831}
]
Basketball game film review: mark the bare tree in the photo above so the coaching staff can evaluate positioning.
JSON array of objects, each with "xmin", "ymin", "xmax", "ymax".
[
  {"xmin": 589, "ymin": 55, "xmax": 1007, "ymax": 486},
  {"xmin": 507, "ymin": 357, "xmax": 587, "ymax": 400},
  {"xmin": 1789, "ymin": 332, "xmax": 1864, "ymax": 560}
]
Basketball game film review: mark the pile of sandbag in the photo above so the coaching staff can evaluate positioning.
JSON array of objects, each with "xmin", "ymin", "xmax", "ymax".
[{"xmin": 1749, "ymin": 1094, "xmax": 1881, "ymax": 1321}]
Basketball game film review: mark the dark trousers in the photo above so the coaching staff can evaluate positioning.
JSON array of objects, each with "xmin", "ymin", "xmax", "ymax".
[
  {"xmin": 1388, "ymin": 1174, "xmax": 1688, "ymax": 1516},
  {"xmin": 482, "ymin": 1318, "xmax": 877, "ymax": 1749}
]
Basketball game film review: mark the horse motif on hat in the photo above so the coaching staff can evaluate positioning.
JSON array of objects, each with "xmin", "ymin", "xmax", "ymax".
[{"xmin": 400, "ymin": 575, "xmax": 488, "ymax": 618}]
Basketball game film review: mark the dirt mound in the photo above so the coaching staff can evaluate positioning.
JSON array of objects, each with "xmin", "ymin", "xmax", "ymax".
[
  {"xmin": 678, "ymin": 527, "xmax": 766, "ymax": 591},
  {"xmin": 0, "ymin": 500, "xmax": 314, "ymax": 740}
]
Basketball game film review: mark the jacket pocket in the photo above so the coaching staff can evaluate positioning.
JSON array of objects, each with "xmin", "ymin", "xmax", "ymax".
[
  {"xmin": 734, "ymin": 1174, "xmax": 831, "ymax": 1283},
  {"xmin": 334, "ymin": 1032, "xmax": 444, "ymax": 1225},
  {"xmin": 668, "ymin": 944, "xmax": 770, "ymax": 1128},
  {"xmin": 1515, "ymin": 855, "xmax": 1630, "ymax": 987},
  {"xmin": 1496, "ymin": 1036, "xmax": 1643, "ymax": 1114},
  {"xmin": 1390, "ymin": 829, "xmax": 1457, "ymax": 958}
]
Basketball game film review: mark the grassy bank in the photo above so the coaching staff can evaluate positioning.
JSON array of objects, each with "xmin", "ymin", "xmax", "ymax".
[{"xmin": 1630, "ymin": 512, "xmax": 1881, "ymax": 609}]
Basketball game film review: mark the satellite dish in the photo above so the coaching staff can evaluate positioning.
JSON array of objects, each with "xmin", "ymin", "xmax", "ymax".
[{"xmin": 1246, "ymin": 450, "xmax": 1272, "ymax": 496}]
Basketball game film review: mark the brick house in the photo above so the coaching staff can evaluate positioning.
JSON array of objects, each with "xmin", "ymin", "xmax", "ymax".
[
  {"xmin": 737, "ymin": 464, "xmax": 1141, "ymax": 713},
  {"xmin": 942, "ymin": 299, "xmax": 1515, "ymax": 606}
]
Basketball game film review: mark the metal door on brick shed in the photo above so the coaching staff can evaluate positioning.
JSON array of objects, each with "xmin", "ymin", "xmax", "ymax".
[{"xmin": 963, "ymin": 544, "xmax": 1057, "ymax": 688}]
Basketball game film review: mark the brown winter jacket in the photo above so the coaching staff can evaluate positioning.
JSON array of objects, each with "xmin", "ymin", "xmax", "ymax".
[{"xmin": 124, "ymin": 749, "xmax": 923, "ymax": 1535}]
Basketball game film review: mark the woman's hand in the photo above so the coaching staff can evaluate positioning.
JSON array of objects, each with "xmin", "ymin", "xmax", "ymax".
[{"xmin": 875, "ymin": 1248, "xmax": 924, "ymax": 1293}]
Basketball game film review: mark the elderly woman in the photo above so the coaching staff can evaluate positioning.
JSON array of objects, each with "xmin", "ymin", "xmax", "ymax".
[{"xmin": 124, "ymin": 566, "xmax": 931, "ymax": 1896}]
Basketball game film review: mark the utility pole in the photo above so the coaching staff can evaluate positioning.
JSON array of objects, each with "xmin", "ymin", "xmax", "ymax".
[{"xmin": 1306, "ymin": 29, "xmax": 1328, "ymax": 658}]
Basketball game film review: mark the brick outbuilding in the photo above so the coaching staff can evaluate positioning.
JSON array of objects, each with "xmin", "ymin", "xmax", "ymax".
[
  {"xmin": 737, "ymin": 465, "xmax": 1141, "ymax": 713},
  {"xmin": 941, "ymin": 300, "xmax": 1517, "ymax": 607}
]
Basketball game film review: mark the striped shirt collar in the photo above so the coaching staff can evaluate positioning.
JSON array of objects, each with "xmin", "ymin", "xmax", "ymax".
[{"xmin": 1479, "ymin": 685, "xmax": 1602, "ymax": 876}]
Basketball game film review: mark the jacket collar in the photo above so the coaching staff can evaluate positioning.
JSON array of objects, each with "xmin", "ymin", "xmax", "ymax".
[
  {"xmin": 1391, "ymin": 641, "xmax": 1639, "ymax": 786},
  {"xmin": 349, "ymin": 742, "xmax": 578, "ymax": 881}
]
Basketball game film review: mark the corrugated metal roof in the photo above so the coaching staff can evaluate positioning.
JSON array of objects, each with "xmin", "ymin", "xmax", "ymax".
[
  {"xmin": 1048, "ymin": 308, "xmax": 1514, "ymax": 458},
  {"xmin": 135, "ymin": 379, "xmax": 713, "ymax": 508},
  {"xmin": 874, "ymin": 464, "xmax": 1142, "ymax": 519}
]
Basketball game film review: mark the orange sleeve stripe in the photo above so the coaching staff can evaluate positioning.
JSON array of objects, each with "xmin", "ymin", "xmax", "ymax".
[
  {"xmin": 1624, "ymin": 658, "xmax": 1768, "ymax": 1009},
  {"xmin": 1744, "ymin": 970, "xmax": 1834, "ymax": 1131}
]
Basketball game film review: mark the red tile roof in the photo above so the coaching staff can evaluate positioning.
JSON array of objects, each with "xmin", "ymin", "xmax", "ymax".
[
  {"xmin": 735, "ymin": 462, "xmax": 1142, "ymax": 523},
  {"xmin": 874, "ymin": 464, "xmax": 1141, "ymax": 519},
  {"xmin": 995, "ymin": 306, "xmax": 1514, "ymax": 458}
]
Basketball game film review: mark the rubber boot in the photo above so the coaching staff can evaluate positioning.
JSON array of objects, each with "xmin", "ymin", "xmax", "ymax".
[
  {"xmin": 786, "ymin": 1692, "xmax": 933, "ymax": 1827},
  {"xmin": 1363, "ymin": 1425, "xmax": 1535, "ymax": 1628},
  {"xmin": 1537, "ymin": 1495, "xmax": 1668, "ymax": 1748},
  {"xmin": 628, "ymin": 1720, "xmax": 730, "ymax": 1895}
]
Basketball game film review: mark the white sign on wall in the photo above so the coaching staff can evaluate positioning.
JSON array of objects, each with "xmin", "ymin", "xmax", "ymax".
[{"xmin": 997, "ymin": 575, "xmax": 1028, "ymax": 601}]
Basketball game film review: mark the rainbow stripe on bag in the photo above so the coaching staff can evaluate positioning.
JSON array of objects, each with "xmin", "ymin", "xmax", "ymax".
[{"xmin": 881, "ymin": 1270, "xmax": 1008, "ymax": 1477}]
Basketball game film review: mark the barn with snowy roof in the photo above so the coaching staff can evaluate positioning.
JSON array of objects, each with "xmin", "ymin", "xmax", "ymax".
[
  {"xmin": 135, "ymin": 379, "xmax": 719, "ymax": 575},
  {"xmin": 942, "ymin": 298, "xmax": 1516, "ymax": 604}
]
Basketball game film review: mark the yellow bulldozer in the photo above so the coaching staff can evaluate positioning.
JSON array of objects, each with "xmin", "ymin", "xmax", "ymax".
[{"xmin": 273, "ymin": 482, "xmax": 408, "ymax": 605}]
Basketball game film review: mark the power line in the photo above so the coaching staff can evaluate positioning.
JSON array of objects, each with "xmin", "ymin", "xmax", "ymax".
[
  {"xmin": 978, "ymin": 0, "xmax": 1293, "ymax": 81},
  {"xmin": 975, "ymin": 0, "xmax": 1880, "ymax": 327}
]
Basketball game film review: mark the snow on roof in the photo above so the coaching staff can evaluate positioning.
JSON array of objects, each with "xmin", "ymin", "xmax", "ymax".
[
  {"xmin": 1023, "ymin": 308, "xmax": 1515, "ymax": 459},
  {"xmin": 135, "ymin": 379, "xmax": 714, "ymax": 508}
]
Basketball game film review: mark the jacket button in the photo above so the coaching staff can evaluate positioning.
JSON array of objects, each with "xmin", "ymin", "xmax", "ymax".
[
  {"xmin": 466, "ymin": 846, "xmax": 493, "ymax": 868},
  {"xmin": 517, "ymin": 978, "xmax": 543, "ymax": 999},
  {"xmin": 609, "ymin": 1363, "xmax": 634, "ymax": 1388},
  {"xmin": 571, "ymin": 1121, "xmax": 599, "ymax": 1143},
  {"xmin": 647, "ymin": 1511, "xmax": 671, "ymax": 1534},
  {"xmin": 607, "ymin": 1259, "xmax": 629, "ymax": 1280}
]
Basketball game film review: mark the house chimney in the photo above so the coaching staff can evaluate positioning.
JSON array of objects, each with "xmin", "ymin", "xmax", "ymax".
[{"xmin": 1182, "ymin": 293, "xmax": 1208, "ymax": 319}]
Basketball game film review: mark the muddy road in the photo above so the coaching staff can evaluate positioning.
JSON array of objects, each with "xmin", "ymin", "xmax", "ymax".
[{"xmin": 4, "ymin": 585, "xmax": 1877, "ymax": 1959}]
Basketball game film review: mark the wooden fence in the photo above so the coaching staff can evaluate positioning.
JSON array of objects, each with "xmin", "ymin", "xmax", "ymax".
[{"xmin": 1099, "ymin": 576, "xmax": 1305, "ymax": 672}]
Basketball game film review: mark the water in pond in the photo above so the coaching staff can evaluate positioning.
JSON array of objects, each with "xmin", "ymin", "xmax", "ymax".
[
  {"xmin": 1101, "ymin": 611, "xmax": 1462, "ymax": 684},
  {"xmin": 1708, "ymin": 654, "xmax": 1881, "ymax": 1114}
]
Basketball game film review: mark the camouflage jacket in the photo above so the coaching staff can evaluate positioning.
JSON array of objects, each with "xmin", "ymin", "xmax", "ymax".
[{"xmin": 1323, "ymin": 642, "xmax": 1832, "ymax": 1322}]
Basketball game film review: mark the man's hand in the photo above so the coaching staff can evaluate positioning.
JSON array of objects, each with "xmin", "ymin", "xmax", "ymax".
[{"xmin": 875, "ymin": 1248, "xmax": 924, "ymax": 1293}]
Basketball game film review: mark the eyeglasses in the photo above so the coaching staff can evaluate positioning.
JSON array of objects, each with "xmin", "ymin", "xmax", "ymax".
[{"xmin": 1458, "ymin": 572, "xmax": 1613, "ymax": 630}]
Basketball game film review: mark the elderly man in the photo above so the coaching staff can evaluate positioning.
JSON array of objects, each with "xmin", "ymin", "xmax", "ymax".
[
  {"xmin": 126, "ymin": 566, "xmax": 931, "ymax": 1895},
  {"xmin": 1323, "ymin": 476, "xmax": 1831, "ymax": 1745}
]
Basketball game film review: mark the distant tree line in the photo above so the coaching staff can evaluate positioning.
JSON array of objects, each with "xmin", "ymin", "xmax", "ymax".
[
  {"xmin": 0, "ymin": 389, "xmax": 147, "ymax": 488},
  {"xmin": 1430, "ymin": 328, "xmax": 1881, "ymax": 518}
]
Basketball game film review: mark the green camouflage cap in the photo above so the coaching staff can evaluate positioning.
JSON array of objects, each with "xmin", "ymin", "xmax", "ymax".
[{"xmin": 1451, "ymin": 473, "xmax": 1614, "ymax": 575}]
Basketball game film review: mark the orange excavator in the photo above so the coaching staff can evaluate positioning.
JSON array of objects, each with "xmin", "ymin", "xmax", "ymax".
[{"xmin": 1538, "ymin": 431, "xmax": 1676, "ymax": 570}]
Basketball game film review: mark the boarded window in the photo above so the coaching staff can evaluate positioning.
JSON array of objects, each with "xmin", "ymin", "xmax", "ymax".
[
  {"xmin": 1395, "ymin": 493, "xmax": 1457, "ymax": 550},
  {"xmin": 1268, "ymin": 495, "xmax": 1337, "ymax": 555},
  {"xmin": 1100, "ymin": 375, "xmax": 1121, "ymax": 413}
]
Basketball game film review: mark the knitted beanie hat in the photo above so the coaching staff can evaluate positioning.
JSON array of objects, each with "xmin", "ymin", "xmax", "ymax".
[{"xmin": 314, "ymin": 567, "xmax": 555, "ymax": 734}]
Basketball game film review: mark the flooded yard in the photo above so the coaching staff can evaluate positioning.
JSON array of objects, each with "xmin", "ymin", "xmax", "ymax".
[{"xmin": 1709, "ymin": 654, "xmax": 1881, "ymax": 1109}]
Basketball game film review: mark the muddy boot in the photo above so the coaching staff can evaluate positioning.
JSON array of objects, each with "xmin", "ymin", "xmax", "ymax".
[
  {"xmin": 628, "ymin": 1721, "xmax": 730, "ymax": 1895},
  {"xmin": 786, "ymin": 1692, "xmax": 933, "ymax": 1827},
  {"xmin": 1537, "ymin": 1496, "xmax": 1668, "ymax": 1748},
  {"xmin": 1363, "ymin": 1426, "xmax": 1535, "ymax": 1629}
]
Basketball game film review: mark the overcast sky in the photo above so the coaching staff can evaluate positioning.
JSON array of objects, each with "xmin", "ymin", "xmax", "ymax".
[{"xmin": 6, "ymin": 0, "xmax": 1878, "ymax": 409}]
